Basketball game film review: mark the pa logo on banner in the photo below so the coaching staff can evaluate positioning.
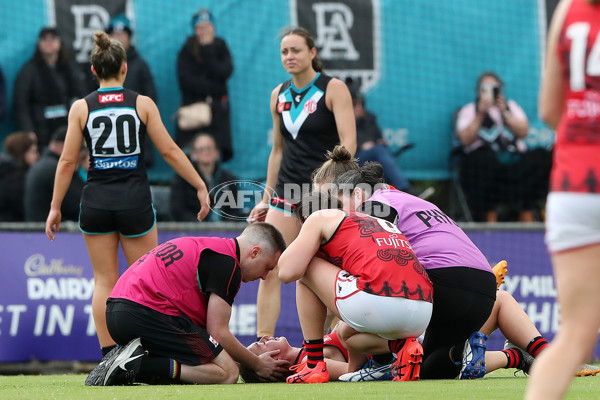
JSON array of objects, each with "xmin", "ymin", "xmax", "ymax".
[
  {"xmin": 47, "ymin": 0, "xmax": 131, "ymax": 63},
  {"xmin": 290, "ymin": 0, "xmax": 381, "ymax": 93}
]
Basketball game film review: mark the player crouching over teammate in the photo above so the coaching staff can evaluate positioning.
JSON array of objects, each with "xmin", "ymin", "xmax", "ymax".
[
  {"xmin": 86, "ymin": 223, "xmax": 289, "ymax": 385},
  {"xmin": 277, "ymin": 193, "xmax": 433, "ymax": 383}
]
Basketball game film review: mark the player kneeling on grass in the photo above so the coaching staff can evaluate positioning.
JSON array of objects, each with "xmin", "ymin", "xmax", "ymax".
[
  {"xmin": 85, "ymin": 223, "xmax": 289, "ymax": 385},
  {"xmin": 277, "ymin": 193, "xmax": 433, "ymax": 383}
]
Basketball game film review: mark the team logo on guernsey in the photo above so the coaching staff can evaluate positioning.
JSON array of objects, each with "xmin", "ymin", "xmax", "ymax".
[
  {"xmin": 99, "ymin": 93, "xmax": 124, "ymax": 103},
  {"xmin": 279, "ymin": 90, "xmax": 324, "ymax": 139},
  {"xmin": 290, "ymin": 0, "xmax": 381, "ymax": 92},
  {"xmin": 303, "ymin": 99, "xmax": 317, "ymax": 114},
  {"xmin": 277, "ymin": 101, "xmax": 292, "ymax": 113}
]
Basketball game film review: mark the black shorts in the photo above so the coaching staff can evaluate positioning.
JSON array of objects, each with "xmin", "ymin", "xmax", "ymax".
[
  {"xmin": 420, "ymin": 267, "xmax": 497, "ymax": 379},
  {"xmin": 269, "ymin": 196, "xmax": 297, "ymax": 215},
  {"xmin": 106, "ymin": 299, "xmax": 223, "ymax": 366},
  {"xmin": 79, "ymin": 203, "xmax": 156, "ymax": 237}
]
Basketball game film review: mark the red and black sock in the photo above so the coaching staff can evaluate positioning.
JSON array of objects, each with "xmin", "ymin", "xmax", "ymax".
[
  {"xmin": 526, "ymin": 336, "xmax": 549, "ymax": 358},
  {"xmin": 304, "ymin": 338, "xmax": 324, "ymax": 368},
  {"xmin": 388, "ymin": 338, "xmax": 407, "ymax": 354},
  {"xmin": 502, "ymin": 348, "xmax": 523, "ymax": 369},
  {"xmin": 137, "ymin": 356, "xmax": 181, "ymax": 383}
]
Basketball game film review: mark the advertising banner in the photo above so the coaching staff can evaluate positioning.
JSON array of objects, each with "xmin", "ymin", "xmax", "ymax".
[
  {"xmin": 0, "ymin": 231, "xmax": 300, "ymax": 362},
  {"xmin": 1, "ymin": 228, "xmax": 595, "ymax": 362}
]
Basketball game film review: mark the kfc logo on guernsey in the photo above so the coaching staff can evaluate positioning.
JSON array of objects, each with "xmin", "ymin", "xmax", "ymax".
[
  {"xmin": 277, "ymin": 101, "xmax": 292, "ymax": 113},
  {"xmin": 99, "ymin": 93, "xmax": 124, "ymax": 103}
]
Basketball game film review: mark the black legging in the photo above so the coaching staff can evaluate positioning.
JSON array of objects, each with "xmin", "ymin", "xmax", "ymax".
[
  {"xmin": 420, "ymin": 267, "xmax": 496, "ymax": 379},
  {"xmin": 460, "ymin": 146, "xmax": 551, "ymax": 221}
]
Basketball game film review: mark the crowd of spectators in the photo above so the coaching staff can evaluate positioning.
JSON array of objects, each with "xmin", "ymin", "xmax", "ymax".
[{"xmin": 0, "ymin": 10, "xmax": 553, "ymax": 224}]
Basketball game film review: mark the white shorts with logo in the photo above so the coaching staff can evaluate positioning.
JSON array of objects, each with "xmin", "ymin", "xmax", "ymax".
[
  {"xmin": 334, "ymin": 270, "xmax": 432, "ymax": 340},
  {"xmin": 546, "ymin": 192, "xmax": 600, "ymax": 253}
]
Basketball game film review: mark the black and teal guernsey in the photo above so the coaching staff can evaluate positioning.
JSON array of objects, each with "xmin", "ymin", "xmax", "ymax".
[
  {"xmin": 275, "ymin": 73, "xmax": 340, "ymax": 199},
  {"xmin": 81, "ymin": 87, "xmax": 151, "ymax": 210}
]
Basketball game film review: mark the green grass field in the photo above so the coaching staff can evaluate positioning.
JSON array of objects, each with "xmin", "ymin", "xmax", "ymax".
[{"xmin": 1, "ymin": 369, "xmax": 599, "ymax": 400}]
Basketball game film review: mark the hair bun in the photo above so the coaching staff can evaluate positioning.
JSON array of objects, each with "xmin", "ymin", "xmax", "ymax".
[
  {"xmin": 326, "ymin": 145, "xmax": 352, "ymax": 162},
  {"xmin": 94, "ymin": 31, "xmax": 112, "ymax": 50}
]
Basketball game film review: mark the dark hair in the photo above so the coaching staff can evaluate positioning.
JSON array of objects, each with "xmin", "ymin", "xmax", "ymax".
[
  {"xmin": 334, "ymin": 162, "xmax": 385, "ymax": 200},
  {"xmin": 336, "ymin": 162, "xmax": 384, "ymax": 187},
  {"xmin": 242, "ymin": 222, "xmax": 287, "ymax": 255},
  {"xmin": 294, "ymin": 192, "xmax": 344, "ymax": 221},
  {"xmin": 335, "ymin": 164, "xmax": 399, "ymax": 221},
  {"xmin": 345, "ymin": 77, "xmax": 364, "ymax": 103},
  {"xmin": 90, "ymin": 31, "xmax": 127, "ymax": 80},
  {"xmin": 312, "ymin": 145, "xmax": 360, "ymax": 185},
  {"xmin": 190, "ymin": 8, "xmax": 215, "ymax": 63},
  {"xmin": 34, "ymin": 27, "xmax": 68, "ymax": 64},
  {"xmin": 50, "ymin": 125, "xmax": 68, "ymax": 143},
  {"xmin": 476, "ymin": 71, "xmax": 503, "ymax": 91},
  {"xmin": 239, "ymin": 364, "xmax": 262, "ymax": 383},
  {"xmin": 280, "ymin": 26, "xmax": 324, "ymax": 73},
  {"xmin": 239, "ymin": 362, "xmax": 291, "ymax": 383},
  {"xmin": 192, "ymin": 132, "xmax": 217, "ymax": 147},
  {"xmin": 3, "ymin": 132, "xmax": 36, "ymax": 166}
]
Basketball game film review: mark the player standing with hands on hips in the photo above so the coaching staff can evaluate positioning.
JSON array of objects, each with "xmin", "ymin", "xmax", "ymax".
[{"xmin": 45, "ymin": 31, "xmax": 210, "ymax": 359}]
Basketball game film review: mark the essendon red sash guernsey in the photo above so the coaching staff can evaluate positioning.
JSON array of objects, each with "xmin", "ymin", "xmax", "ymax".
[
  {"xmin": 321, "ymin": 212, "xmax": 433, "ymax": 302},
  {"xmin": 553, "ymin": 0, "xmax": 600, "ymax": 193}
]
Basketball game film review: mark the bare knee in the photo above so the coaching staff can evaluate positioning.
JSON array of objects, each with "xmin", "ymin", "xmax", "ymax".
[
  {"xmin": 94, "ymin": 273, "xmax": 119, "ymax": 289},
  {"xmin": 336, "ymin": 321, "xmax": 357, "ymax": 343},
  {"xmin": 495, "ymin": 289, "xmax": 510, "ymax": 305}
]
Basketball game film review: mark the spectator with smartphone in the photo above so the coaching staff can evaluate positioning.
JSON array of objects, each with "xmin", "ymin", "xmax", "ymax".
[{"xmin": 455, "ymin": 71, "xmax": 550, "ymax": 222}]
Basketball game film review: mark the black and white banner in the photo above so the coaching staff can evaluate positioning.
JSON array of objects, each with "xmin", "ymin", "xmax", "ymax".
[
  {"xmin": 47, "ymin": 0, "xmax": 132, "ymax": 63},
  {"xmin": 290, "ymin": 0, "xmax": 381, "ymax": 92}
]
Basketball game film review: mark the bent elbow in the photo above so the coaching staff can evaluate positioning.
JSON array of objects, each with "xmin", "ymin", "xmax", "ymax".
[
  {"xmin": 278, "ymin": 271, "xmax": 292, "ymax": 284},
  {"xmin": 278, "ymin": 267, "xmax": 297, "ymax": 284},
  {"xmin": 160, "ymin": 146, "xmax": 180, "ymax": 163}
]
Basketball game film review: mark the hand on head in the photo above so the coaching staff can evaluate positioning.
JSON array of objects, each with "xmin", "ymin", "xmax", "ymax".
[{"xmin": 255, "ymin": 349, "xmax": 290, "ymax": 382}]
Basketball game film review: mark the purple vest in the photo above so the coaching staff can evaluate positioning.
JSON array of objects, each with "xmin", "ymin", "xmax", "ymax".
[{"xmin": 370, "ymin": 189, "xmax": 492, "ymax": 273}]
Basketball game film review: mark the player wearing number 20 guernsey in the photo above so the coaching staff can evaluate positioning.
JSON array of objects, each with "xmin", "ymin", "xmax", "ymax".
[
  {"xmin": 46, "ymin": 31, "xmax": 209, "ymax": 359},
  {"xmin": 82, "ymin": 87, "xmax": 150, "ymax": 210}
]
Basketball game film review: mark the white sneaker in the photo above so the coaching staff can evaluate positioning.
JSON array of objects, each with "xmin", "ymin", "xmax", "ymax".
[{"xmin": 338, "ymin": 359, "xmax": 393, "ymax": 381}]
